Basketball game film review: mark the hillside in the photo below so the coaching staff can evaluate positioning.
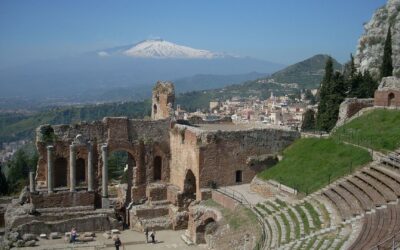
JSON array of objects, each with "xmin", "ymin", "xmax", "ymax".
[
  {"xmin": 258, "ymin": 138, "xmax": 372, "ymax": 194},
  {"xmin": 0, "ymin": 100, "xmax": 151, "ymax": 143},
  {"xmin": 269, "ymin": 54, "xmax": 342, "ymax": 89},
  {"xmin": 333, "ymin": 108, "xmax": 400, "ymax": 152}
]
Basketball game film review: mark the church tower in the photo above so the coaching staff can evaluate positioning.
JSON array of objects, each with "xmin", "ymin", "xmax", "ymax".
[{"xmin": 151, "ymin": 81, "xmax": 175, "ymax": 120}]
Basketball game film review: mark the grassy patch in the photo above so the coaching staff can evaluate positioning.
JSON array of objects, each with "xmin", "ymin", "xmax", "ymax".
[
  {"xmin": 304, "ymin": 202, "xmax": 321, "ymax": 230},
  {"xmin": 202, "ymin": 199, "xmax": 258, "ymax": 230},
  {"xmin": 275, "ymin": 198, "xmax": 287, "ymax": 207},
  {"xmin": 288, "ymin": 209, "xmax": 300, "ymax": 239},
  {"xmin": 258, "ymin": 138, "xmax": 371, "ymax": 193},
  {"xmin": 295, "ymin": 205, "xmax": 310, "ymax": 235},
  {"xmin": 273, "ymin": 216, "xmax": 282, "ymax": 245},
  {"xmin": 333, "ymin": 109, "xmax": 400, "ymax": 152},
  {"xmin": 266, "ymin": 201, "xmax": 279, "ymax": 211},
  {"xmin": 280, "ymin": 213, "xmax": 291, "ymax": 243},
  {"xmin": 305, "ymin": 237, "xmax": 317, "ymax": 250},
  {"xmin": 256, "ymin": 203, "xmax": 272, "ymax": 215}
]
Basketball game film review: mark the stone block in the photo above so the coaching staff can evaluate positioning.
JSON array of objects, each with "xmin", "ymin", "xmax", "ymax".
[
  {"xmin": 102, "ymin": 232, "xmax": 111, "ymax": 239},
  {"xmin": 39, "ymin": 234, "xmax": 47, "ymax": 239},
  {"xmin": 49, "ymin": 232, "xmax": 61, "ymax": 239},
  {"xmin": 25, "ymin": 240, "xmax": 36, "ymax": 247},
  {"xmin": 102, "ymin": 197, "xmax": 110, "ymax": 209},
  {"xmin": 22, "ymin": 233, "xmax": 37, "ymax": 241}
]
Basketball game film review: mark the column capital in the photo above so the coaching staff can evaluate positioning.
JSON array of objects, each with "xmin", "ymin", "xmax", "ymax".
[{"xmin": 46, "ymin": 145, "xmax": 54, "ymax": 151}]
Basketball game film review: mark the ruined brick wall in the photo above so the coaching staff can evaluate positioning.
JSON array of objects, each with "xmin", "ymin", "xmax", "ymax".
[
  {"xmin": 151, "ymin": 81, "xmax": 175, "ymax": 120},
  {"xmin": 169, "ymin": 124, "xmax": 299, "ymax": 199},
  {"xmin": 374, "ymin": 90, "xmax": 400, "ymax": 107},
  {"xmin": 335, "ymin": 98, "xmax": 374, "ymax": 128},
  {"xmin": 35, "ymin": 117, "xmax": 171, "ymax": 192},
  {"xmin": 31, "ymin": 191, "xmax": 95, "ymax": 208},
  {"xmin": 197, "ymin": 128, "xmax": 299, "ymax": 189},
  {"xmin": 169, "ymin": 126, "xmax": 200, "ymax": 196}
]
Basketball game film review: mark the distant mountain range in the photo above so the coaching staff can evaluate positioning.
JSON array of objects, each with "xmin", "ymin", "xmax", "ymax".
[
  {"xmin": 96, "ymin": 39, "xmax": 230, "ymax": 59},
  {"xmin": 0, "ymin": 39, "xmax": 283, "ymax": 104}
]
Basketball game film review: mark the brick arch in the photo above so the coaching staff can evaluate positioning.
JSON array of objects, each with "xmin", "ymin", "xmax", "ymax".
[
  {"xmin": 388, "ymin": 92, "xmax": 395, "ymax": 106},
  {"xmin": 195, "ymin": 217, "xmax": 217, "ymax": 244},
  {"xmin": 183, "ymin": 169, "xmax": 197, "ymax": 199}
]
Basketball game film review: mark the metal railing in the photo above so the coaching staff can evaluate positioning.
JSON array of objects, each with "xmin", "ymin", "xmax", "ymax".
[
  {"xmin": 370, "ymin": 230, "xmax": 400, "ymax": 250},
  {"xmin": 214, "ymin": 186, "xmax": 267, "ymax": 250}
]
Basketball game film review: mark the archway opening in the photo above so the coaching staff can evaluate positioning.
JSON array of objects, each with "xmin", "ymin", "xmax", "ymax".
[
  {"xmin": 54, "ymin": 157, "xmax": 67, "ymax": 188},
  {"xmin": 153, "ymin": 156, "xmax": 162, "ymax": 181},
  {"xmin": 196, "ymin": 218, "xmax": 217, "ymax": 244},
  {"xmin": 76, "ymin": 158, "xmax": 85, "ymax": 185},
  {"xmin": 153, "ymin": 104, "xmax": 158, "ymax": 114},
  {"xmin": 108, "ymin": 150, "xmax": 135, "ymax": 226},
  {"xmin": 235, "ymin": 170, "xmax": 243, "ymax": 183},
  {"xmin": 389, "ymin": 92, "xmax": 395, "ymax": 106},
  {"xmin": 183, "ymin": 169, "xmax": 196, "ymax": 200},
  {"xmin": 108, "ymin": 151, "xmax": 135, "ymax": 189}
]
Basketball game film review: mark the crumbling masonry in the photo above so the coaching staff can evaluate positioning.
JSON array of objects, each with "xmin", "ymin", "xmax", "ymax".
[{"xmin": 5, "ymin": 81, "xmax": 299, "ymax": 236}]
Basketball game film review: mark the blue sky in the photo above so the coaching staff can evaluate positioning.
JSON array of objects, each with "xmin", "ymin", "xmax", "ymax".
[{"xmin": 0, "ymin": 0, "xmax": 387, "ymax": 68}]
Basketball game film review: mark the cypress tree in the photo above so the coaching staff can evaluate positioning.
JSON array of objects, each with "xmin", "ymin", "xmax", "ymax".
[
  {"xmin": 301, "ymin": 109, "xmax": 316, "ymax": 131},
  {"xmin": 380, "ymin": 26, "xmax": 393, "ymax": 79},
  {"xmin": 317, "ymin": 57, "xmax": 346, "ymax": 132}
]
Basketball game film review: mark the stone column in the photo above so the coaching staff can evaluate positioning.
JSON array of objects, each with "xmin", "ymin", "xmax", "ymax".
[
  {"xmin": 47, "ymin": 145, "xmax": 54, "ymax": 193},
  {"xmin": 69, "ymin": 144, "xmax": 77, "ymax": 192},
  {"xmin": 29, "ymin": 170, "xmax": 35, "ymax": 193},
  {"xmin": 101, "ymin": 144, "xmax": 108, "ymax": 198},
  {"xmin": 87, "ymin": 142, "xmax": 94, "ymax": 192},
  {"xmin": 101, "ymin": 144, "xmax": 109, "ymax": 208}
]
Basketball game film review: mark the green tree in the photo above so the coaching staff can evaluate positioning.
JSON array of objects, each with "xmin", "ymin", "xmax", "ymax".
[
  {"xmin": 0, "ymin": 164, "xmax": 8, "ymax": 195},
  {"xmin": 380, "ymin": 26, "xmax": 393, "ymax": 79},
  {"xmin": 301, "ymin": 109, "xmax": 316, "ymax": 131},
  {"xmin": 317, "ymin": 58, "xmax": 346, "ymax": 132},
  {"xmin": 6, "ymin": 148, "xmax": 38, "ymax": 193}
]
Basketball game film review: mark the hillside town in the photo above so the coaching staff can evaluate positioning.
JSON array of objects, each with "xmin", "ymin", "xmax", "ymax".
[{"xmin": 176, "ymin": 90, "xmax": 317, "ymax": 129}]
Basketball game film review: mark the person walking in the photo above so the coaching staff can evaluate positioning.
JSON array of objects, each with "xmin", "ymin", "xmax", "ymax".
[
  {"xmin": 150, "ymin": 230, "xmax": 156, "ymax": 244},
  {"xmin": 114, "ymin": 235, "xmax": 122, "ymax": 250},
  {"xmin": 145, "ymin": 228, "xmax": 149, "ymax": 243},
  {"xmin": 70, "ymin": 227, "xmax": 77, "ymax": 243}
]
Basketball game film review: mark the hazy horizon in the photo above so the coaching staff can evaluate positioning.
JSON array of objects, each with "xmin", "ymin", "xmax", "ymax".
[{"xmin": 0, "ymin": 0, "xmax": 386, "ymax": 69}]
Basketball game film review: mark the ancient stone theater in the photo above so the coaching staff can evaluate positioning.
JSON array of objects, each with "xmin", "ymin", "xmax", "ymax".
[{"xmin": 5, "ymin": 81, "xmax": 299, "ymax": 235}]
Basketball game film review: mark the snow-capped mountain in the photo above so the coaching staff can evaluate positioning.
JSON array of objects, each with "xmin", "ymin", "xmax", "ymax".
[{"xmin": 98, "ymin": 39, "xmax": 228, "ymax": 59}]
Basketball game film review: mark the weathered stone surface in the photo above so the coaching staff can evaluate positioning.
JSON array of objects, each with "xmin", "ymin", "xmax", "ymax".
[
  {"xmin": 355, "ymin": 0, "xmax": 400, "ymax": 78},
  {"xmin": 22, "ymin": 233, "xmax": 37, "ymax": 241},
  {"xmin": 25, "ymin": 240, "xmax": 36, "ymax": 247},
  {"xmin": 374, "ymin": 77, "xmax": 400, "ymax": 106},
  {"xmin": 49, "ymin": 232, "xmax": 61, "ymax": 239},
  {"xmin": 334, "ymin": 98, "xmax": 375, "ymax": 129},
  {"xmin": 152, "ymin": 81, "xmax": 175, "ymax": 120}
]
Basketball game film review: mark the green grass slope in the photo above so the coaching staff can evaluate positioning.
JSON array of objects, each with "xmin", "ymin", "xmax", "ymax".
[
  {"xmin": 333, "ymin": 109, "xmax": 400, "ymax": 153},
  {"xmin": 258, "ymin": 138, "xmax": 372, "ymax": 194}
]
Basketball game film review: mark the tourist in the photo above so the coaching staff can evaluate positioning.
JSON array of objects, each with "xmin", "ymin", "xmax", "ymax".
[
  {"xmin": 150, "ymin": 230, "xmax": 156, "ymax": 243},
  {"xmin": 114, "ymin": 235, "xmax": 122, "ymax": 250},
  {"xmin": 145, "ymin": 228, "xmax": 149, "ymax": 243},
  {"xmin": 70, "ymin": 227, "xmax": 77, "ymax": 243}
]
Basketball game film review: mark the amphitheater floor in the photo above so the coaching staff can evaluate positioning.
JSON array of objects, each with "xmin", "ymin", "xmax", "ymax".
[{"xmin": 23, "ymin": 230, "xmax": 204, "ymax": 250}]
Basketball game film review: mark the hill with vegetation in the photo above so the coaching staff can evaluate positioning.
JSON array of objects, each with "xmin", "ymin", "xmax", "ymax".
[
  {"xmin": 269, "ymin": 54, "xmax": 342, "ymax": 89},
  {"xmin": 258, "ymin": 138, "xmax": 372, "ymax": 194},
  {"xmin": 333, "ymin": 108, "xmax": 400, "ymax": 152},
  {"xmin": 0, "ymin": 100, "xmax": 151, "ymax": 143}
]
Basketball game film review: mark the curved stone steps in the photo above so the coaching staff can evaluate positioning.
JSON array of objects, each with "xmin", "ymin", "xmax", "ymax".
[
  {"xmin": 347, "ymin": 177, "xmax": 386, "ymax": 206},
  {"xmin": 354, "ymin": 173, "xmax": 397, "ymax": 202},
  {"xmin": 323, "ymin": 189, "xmax": 352, "ymax": 221},
  {"xmin": 362, "ymin": 168, "xmax": 400, "ymax": 197},
  {"xmin": 339, "ymin": 181, "xmax": 374, "ymax": 211},
  {"xmin": 331, "ymin": 186, "xmax": 363, "ymax": 216},
  {"xmin": 289, "ymin": 207, "xmax": 304, "ymax": 237}
]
